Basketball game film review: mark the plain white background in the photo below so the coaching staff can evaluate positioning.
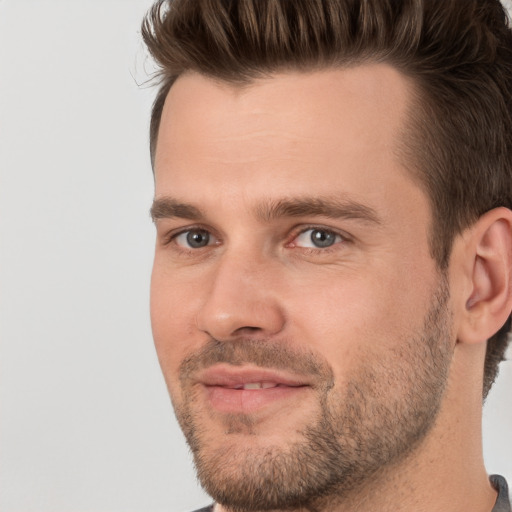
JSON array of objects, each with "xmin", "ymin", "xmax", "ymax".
[{"xmin": 0, "ymin": 1, "xmax": 511, "ymax": 511}]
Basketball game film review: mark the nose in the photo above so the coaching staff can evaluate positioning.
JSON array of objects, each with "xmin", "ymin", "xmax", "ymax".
[{"xmin": 195, "ymin": 252, "xmax": 286, "ymax": 341}]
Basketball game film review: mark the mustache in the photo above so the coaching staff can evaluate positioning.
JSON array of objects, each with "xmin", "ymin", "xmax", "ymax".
[{"xmin": 179, "ymin": 338, "xmax": 334, "ymax": 385}]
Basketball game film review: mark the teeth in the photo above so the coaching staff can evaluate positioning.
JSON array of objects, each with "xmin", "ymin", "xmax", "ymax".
[
  {"xmin": 242, "ymin": 382, "xmax": 278, "ymax": 390},
  {"xmin": 243, "ymin": 383, "xmax": 262, "ymax": 390}
]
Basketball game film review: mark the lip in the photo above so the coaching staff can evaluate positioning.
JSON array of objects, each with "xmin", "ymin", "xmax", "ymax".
[
  {"xmin": 195, "ymin": 364, "xmax": 311, "ymax": 414},
  {"xmin": 198, "ymin": 364, "xmax": 310, "ymax": 388}
]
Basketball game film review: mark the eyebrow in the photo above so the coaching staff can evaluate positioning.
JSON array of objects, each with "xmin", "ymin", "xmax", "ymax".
[
  {"xmin": 254, "ymin": 197, "xmax": 381, "ymax": 224},
  {"xmin": 150, "ymin": 196, "xmax": 381, "ymax": 225},
  {"xmin": 150, "ymin": 197, "xmax": 204, "ymax": 222}
]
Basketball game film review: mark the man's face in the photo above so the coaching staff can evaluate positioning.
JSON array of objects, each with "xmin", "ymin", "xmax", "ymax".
[{"xmin": 151, "ymin": 65, "xmax": 454, "ymax": 510}]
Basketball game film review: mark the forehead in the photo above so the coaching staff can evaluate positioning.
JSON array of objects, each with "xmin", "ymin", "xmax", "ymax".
[{"xmin": 154, "ymin": 65, "xmax": 423, "ymax": 220}]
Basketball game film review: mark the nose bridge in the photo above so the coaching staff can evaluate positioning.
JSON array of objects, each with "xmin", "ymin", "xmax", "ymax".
[{"xmin": 196, "ymin": 245, "xmax": 286, "ymax": 340}]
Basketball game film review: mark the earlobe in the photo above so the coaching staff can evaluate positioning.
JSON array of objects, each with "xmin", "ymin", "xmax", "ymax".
[{"xmin": 457, "ymin": 207, "xmax": 512, "ymax": 345}]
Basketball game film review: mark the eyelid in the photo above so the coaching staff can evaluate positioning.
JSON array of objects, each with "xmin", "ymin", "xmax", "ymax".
[{"xmin": 159, "ymin": 223, "xmax": 350, "ymax": 251}]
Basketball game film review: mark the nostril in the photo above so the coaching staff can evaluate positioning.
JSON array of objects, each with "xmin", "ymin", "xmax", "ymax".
[{"xmin": 234, "ymin": 326, "xmax": 262, "ymax": 335}]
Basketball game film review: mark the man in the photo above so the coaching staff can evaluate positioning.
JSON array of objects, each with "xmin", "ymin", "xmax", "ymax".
[{"xmin": 142, "ymin": 0, "xmax": 512, "ymax": 510}]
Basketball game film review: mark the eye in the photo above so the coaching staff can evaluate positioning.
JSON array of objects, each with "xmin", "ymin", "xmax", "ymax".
[
  {"xmin": 174, "ymin": 229, "xmax": 215, "ymax": 249},
  {"xmin": 293, "ymin": 228, "xmax": 343, "ymax": 249}
]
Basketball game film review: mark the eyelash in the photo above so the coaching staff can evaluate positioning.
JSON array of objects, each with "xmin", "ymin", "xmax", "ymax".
[
  {"xmin": 288, "ymin": 225, "xmax": 349, "ymax": 252},
  {"xmin": 162, "ymin": 224, "xmax": 350, "ymax": 254},
  {"xmin": 162, "ymin": 224, "xmax": 217, "ymax": 248}
]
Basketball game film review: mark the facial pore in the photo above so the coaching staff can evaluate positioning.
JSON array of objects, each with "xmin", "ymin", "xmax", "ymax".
[{"xmin": 172, "ymin": 275, "xmax": 453, "ymax": 511}]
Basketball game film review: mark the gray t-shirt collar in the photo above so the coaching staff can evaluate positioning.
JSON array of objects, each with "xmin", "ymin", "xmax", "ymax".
[{"xmin": 490, "ymin": 475, "xmax": 511, "ymax": 512}]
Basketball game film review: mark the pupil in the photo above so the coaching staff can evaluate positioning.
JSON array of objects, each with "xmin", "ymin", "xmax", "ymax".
[
  {"xmin": 311, "ymin": 230, "xmax": 335, "ymax": 248},
  {"xmin": 187, "ymin": 230, "xmax": 209, "ymax": 248}
]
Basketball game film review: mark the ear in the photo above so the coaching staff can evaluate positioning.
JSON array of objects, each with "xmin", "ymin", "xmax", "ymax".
[{"xmin": 456, "ymin": 207, "xmax": 512, "ymax": 345}]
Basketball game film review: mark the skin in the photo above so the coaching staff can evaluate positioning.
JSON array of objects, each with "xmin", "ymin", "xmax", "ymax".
[{"xmin": 150, "ymin": 65, "xmax": 510, "ymax": 511}]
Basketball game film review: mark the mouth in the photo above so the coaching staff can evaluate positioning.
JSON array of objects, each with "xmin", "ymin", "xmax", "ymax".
[
  {"xmin": 195, "ymin": 364, "xmax": 311, "ymax": 414},
  {"xmin": 228, "ymin": 382, "xmax": 288, "ymax": 390}
]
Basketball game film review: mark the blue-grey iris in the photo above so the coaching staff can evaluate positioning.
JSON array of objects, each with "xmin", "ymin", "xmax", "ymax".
[
  {"xmin": 311, "ymin": 229, "xmax": 336, "ymax": 248},
  {"xmin": 187, "ymin": 230, "xmax": 210, "ymax": 248}
]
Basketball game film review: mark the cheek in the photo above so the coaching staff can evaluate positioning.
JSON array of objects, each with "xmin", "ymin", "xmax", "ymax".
[
  {"xmin": 287, "ymin": 262, "xmax": 435, "ymax": 380},
  {"xmin": 150, "ymin": 263, "xmax": 200, "ymax": 385}
]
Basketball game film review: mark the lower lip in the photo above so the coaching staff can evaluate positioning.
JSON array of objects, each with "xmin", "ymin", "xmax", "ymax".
[{"xmin": 204, "ymin": 385, "xmax": 308, "ymax": 414}]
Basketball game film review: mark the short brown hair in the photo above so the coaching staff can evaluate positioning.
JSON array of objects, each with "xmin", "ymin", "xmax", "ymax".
[{"xmin": 142, "ymin": 0, "xmax": 512, "ymax": 397}]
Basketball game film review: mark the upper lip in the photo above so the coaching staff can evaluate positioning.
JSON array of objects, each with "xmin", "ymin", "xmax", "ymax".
[{"xmin": 195, "ymin": 364, "xmax": 310, "ymax": 388}]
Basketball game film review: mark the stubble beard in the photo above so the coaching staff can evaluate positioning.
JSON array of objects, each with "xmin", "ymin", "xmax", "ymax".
[{"xmin": 171, "ymin": 277, "xmax": 453, "ymax": 512}]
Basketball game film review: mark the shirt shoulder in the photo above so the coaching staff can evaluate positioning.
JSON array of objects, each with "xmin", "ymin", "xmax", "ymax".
[
  {"xmin": 490, "ymin": 475, "xmax": 511, "ymax": 512},
  {"xmin": 190, "ymin": 506, "xmax": 214, "ymax": 512}
]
